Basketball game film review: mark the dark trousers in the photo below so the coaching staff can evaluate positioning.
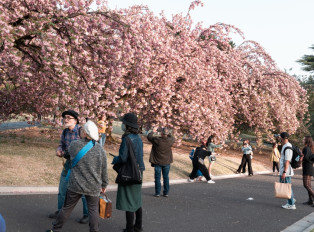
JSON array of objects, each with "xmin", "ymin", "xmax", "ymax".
[
  {"xmin": 52, "ymin": 190, "xmax": 99, "ymax": 232},
  {"xmin": 125, "ymin": 207, "xmax": 142, "ymax": 232},
  {"xmin": 237, "ymin": 155, "xmax": 253, "ymax": 175},
  {"xmin": 272, "ymin": 161, "xmax": 279, "ymax": 172},
  {"xmin": 303, "ymin": 175, "xmax": 314, "ymax": 202},
  {"xmin": 189, "ymin": 158, "xmax": 211, "ymax": 181}
]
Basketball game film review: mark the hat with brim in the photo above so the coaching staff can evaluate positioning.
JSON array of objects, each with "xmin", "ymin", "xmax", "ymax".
[
  {"xmin": 83, "ymin": 120, "xmax": 99, "ymax": 141},
  {"xmin": 62, "ymin": 110, "xmax": 79, "ymax": 124},
  {"xmin": 280, "ymin": 132, "xmax": 289, "ymax": 139},
  {"xmin": 121, "ymin": 113, "xmax": 139, "ymax": 129}
]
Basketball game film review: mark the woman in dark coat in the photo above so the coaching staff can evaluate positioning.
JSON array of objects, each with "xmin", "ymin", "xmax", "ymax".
[
  {"xmin": 112, "ymin": 113, "xmax": 145, "ymax": 232},
  {"xmin": 301, "ymin": 135, "xmax": 314, "ymax": 206}
]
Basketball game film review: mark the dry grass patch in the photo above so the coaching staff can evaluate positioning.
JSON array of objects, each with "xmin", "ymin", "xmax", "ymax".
[{"xmin": 0, "ymin": 127, "xmax": 272, "ymax": 186}]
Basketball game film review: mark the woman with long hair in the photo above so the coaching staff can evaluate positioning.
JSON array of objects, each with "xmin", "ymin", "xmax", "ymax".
[
  {"xmin": 206, "ymin": 135, "xmax": 222, "ymax": 177},
  {"xmin": 270, "ymin": 143, "xmax": 280, "ymax": 175},
  {"xmin": 112, "ymin": 113, "xmax": 145, "ymax": 232},
  {"xmin": 301, "ymin": 135, "xmax": 314, "ymax": 206}
]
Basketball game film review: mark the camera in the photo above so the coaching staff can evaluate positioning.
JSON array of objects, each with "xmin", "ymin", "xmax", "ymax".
[{"xmin": 63, "ymin": 149, "xmax": 70, "ymax": 160}]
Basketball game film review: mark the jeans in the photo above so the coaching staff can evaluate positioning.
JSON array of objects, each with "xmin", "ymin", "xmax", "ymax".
[
  {"xmin": 53, "ymin": 190, "xmax": 99, "ymax": 232},
  {"xmin": 280, "ymin": 176, "xmax": 295, "ymax": 205},
  {"xmin": 58, "ymin": 169, "xmax": 88, "ymax": 216},
  {"xmin": 154, "ymin": 164, "xmax": 170, "ymax": 195},
  {"xmin": 99, "ymin": 133, "xmax": 106, "ymax": 148}
]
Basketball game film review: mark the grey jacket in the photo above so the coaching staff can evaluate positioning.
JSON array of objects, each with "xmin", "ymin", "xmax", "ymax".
[{"xmin": 67, "ymin": 139, "xmax": 108, "ymax": 196}]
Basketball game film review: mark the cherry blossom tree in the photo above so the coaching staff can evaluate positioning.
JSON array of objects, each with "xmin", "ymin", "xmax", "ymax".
[{"xmin": 0, "ymin": 0, "xmax": 308, "ymax": 143}]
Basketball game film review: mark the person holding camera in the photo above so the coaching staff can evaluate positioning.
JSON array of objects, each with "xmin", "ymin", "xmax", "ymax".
[
  {"xmin": 48, "ymin": 110, "xmax": 89, "ymax": 224},
  {"xmin": 148, "ymin": 127, "xmax": 175, "ymax": 197},
  {"xmin": 236, "ymin": 139, "xmax": 253, "ymax": 176}
]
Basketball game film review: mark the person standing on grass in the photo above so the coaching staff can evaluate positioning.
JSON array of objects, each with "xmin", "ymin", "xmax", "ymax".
[
  {"xmin": 206, "ymin": 135, "xmax": 222, "ymax": 177},
  {"xmin": 148, "ymin": 128, "xmax": 175, "ymax": 197},
  {"xmin": 48, "ymin": 110, "xmax": 89, "ymax": 224},
  {"xmin": 236, "ymin": 139, "xmax": 253, "ymax": 176},
  {"xmin": 279, "ymin": 132, "xmax": 296, "ymax": 210},
  {"xmin": 97, "ymin": 114, "xmax": 107, "ymax": 148},
  {"xmin": 270, "ymin": 143, "xmax": 280, "ymax": 175},
  {"xmin": 301, "ymin": 135, "xmax": 314, "ymax": 207},
  {"xmin": 47, "ymin": 120, "xmax": 108, "ymax": 232},
  {"xmin": 189, "ymin": 141, "xmax": 215, "ymax": 184}
]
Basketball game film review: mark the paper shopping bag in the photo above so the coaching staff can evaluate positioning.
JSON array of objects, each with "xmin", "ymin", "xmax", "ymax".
[
  {"xmin": 274, "ymin": 182, "xmax": 291, "ymax": 199},
  {"xmin": 99, "ymin": 194, "xmax": 112, "ymax": 219}
]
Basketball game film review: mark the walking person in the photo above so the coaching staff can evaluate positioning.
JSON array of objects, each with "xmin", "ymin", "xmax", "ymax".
[
  {"xmin": 271, "ymin": 143, "xmax": 280, "ymax": 175},
  {"xmin": 279, "ymin": 132, "xmax": 296, "ymax": 210},
  {"xmin": 206, "ymin": 135, "xmax": 222, "ymax": 177},
  {"xmin": 301, "ymin": 135, "xmax": 314, "ymax": 206},
  {"xmin": 236, "ymin": 139, "xmax": 253, "ymax": 176},
  {"xmin": 48, "ymin": 110, "xmax": 89, "ymax": 224},
  {"xmin": 112, "ymin": 113, "xmax": 145, "ymax": 232},
  {"xmin": 188, "ymin": 141, "xmax": 215, "ymax": 184},
  {"xmin": 189, "ymin": 148, "xmax": 203, "ymax": 181},
  {"xmin": 148, "ymin": 128, "xmax": 175, "ymax": 197},
  {"xmin": 47, "ymin": 120, "xmax": 108, "ymax": 232}
]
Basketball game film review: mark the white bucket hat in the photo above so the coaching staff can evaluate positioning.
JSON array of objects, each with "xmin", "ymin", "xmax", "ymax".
[{"xmin": 83, "ymin": 120, "xmax": 99, "ymax": 141}]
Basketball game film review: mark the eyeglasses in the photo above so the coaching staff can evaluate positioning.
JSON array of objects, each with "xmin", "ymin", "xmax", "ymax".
[{"xmin": 63, "ymin": 116, "xmax": 75, "ymax": 120}]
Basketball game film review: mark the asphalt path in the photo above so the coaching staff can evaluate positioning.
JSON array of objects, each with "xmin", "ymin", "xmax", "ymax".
[
  {"xmin": 0, "ymin": 170, "xmax": 313, "ymax": 232},
  {"xmin": 0, "ymin": 121, "xmax": 38, "ymax": 131}
]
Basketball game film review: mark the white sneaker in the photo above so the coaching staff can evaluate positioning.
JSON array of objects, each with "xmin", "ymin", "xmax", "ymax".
[
  {"xmin": 282, "ymin": 204, "xmax": 296, "ymax": 210},
  {"xmin": 207, "ymin": 180, "xmax": 215, "ymax": 184},
  {"xmin": 281, "ymin": 203, "xmax": 289, "ymax": 208},
  {"xmin": 188, "ymin": 178, "xmax": 195, "ymax": 182}
]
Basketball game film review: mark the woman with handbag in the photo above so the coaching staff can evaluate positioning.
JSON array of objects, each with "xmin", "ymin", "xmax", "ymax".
[
  {"xmin": 301, "ymin": 135, "xmax": 314, "ymax": 207},
  {"xmin": 206, "ymin": 135, "xmax": 222, "ymax": 177},
  {"xmin": 112, "ymin": 113, "xmax": 145, "ymax": 232}
]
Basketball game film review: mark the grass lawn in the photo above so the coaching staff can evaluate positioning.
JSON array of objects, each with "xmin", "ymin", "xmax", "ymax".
[{"xmin": 0, "ymin": 127, "xmax": 271, "ymax": 186}]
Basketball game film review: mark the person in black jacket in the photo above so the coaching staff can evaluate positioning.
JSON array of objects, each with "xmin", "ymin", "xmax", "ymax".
[
  {"xmin": 301, "ymin": 135, "xmax": 314, "ymax": 207},
  {"xmin": 188, "ymin": 142, "xmax": 215, "ymax": 184}
]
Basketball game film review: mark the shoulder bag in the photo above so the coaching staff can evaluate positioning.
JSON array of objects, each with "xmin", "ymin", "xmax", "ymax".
[{"xmin": 115, "ymin": 136, "xmax": 142, "ymax": 185}]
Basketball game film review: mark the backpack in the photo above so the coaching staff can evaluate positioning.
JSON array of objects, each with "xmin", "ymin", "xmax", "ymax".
[{"xmin": 283, "ymin": 145, "xmax": 302, "ymax": 169}]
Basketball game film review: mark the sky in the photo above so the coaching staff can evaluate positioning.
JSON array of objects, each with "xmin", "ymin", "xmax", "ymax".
[{"xmin": 107, "ymin": 0, "xmax": 314, "ymax": 77}]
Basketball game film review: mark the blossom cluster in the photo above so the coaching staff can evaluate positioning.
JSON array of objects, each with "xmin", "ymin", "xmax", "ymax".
[{"xmin": 0, "ymin": 0, "xmax": 308, "ymax": 142}]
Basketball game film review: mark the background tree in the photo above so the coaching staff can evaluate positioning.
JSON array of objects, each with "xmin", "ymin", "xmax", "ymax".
[
  {"xmin": 298, "ymin": 45, "xmax": 314, "ymax": 72},
  {"xmin": 0, "ymin": 0, "xmax": 309, "ymax": 143}
]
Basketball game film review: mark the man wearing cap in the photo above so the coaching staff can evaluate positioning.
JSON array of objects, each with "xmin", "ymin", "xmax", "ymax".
[
  {"xmin": 148, "ymin": 128, "xmax": 175, "ymax": 197},
  {"xmin": 48, "ymin": 110, "xmax": 89, "ymax": 224},
  {"xmin": 47, "ymin": 120, "xmax": 108, "ymax": 232},
  {"xmin": 279, "ymin": 132, "xmax": 296, "ymax": 210}
]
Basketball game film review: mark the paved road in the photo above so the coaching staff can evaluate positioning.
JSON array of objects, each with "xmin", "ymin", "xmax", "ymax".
[{"xmin": 1, "ymin": 171, "xmax": 314, "ymax": 232}]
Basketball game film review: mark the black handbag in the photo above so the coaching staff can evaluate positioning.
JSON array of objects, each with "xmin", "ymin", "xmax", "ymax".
[{"xmin": 114, "ymin": 136, "xmax": 142, "ymax": 185}]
